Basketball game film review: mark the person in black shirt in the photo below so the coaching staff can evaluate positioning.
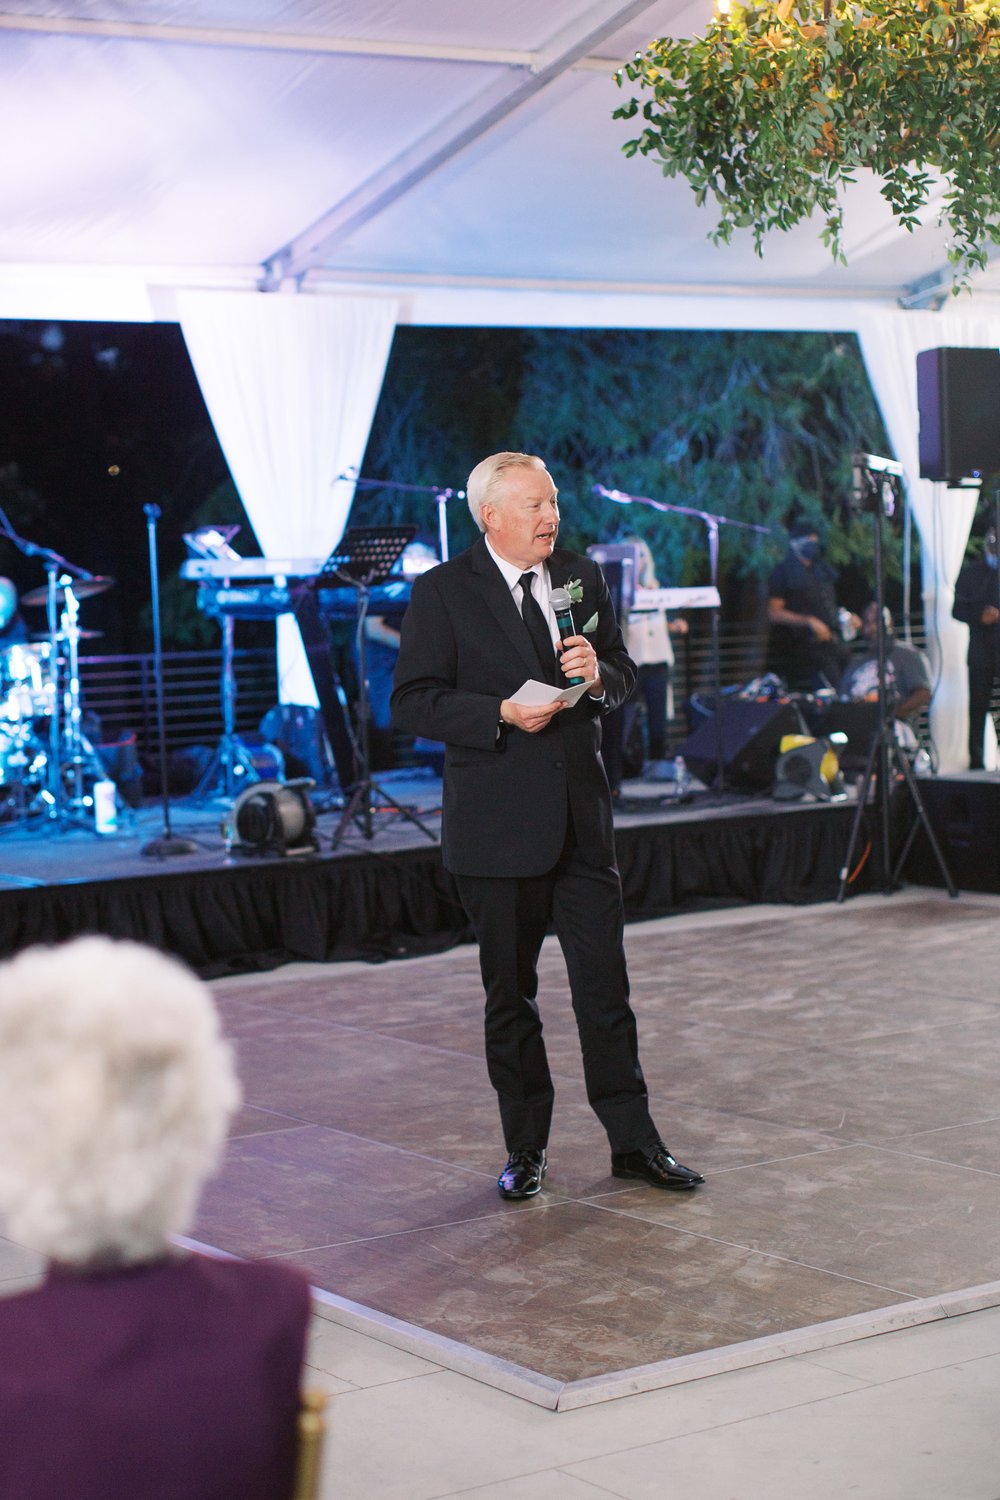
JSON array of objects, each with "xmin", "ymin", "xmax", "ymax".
[
  {"xmin": 952, "ymin": 531, "xmax": 1000, "ymax": 769},
  {"xmin": 766, "ymin": 523, "xmax": 858, "ymax": 692}
]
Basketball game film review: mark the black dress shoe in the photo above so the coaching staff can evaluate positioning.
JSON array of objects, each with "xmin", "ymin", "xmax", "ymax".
[
  {"xmin": 498, "ymin": 1148, "xmax": 547, "ymax": 1200},
  {"xmin": 611, "ymin": 1143, "xmax": 705, "ymax": 1190}
]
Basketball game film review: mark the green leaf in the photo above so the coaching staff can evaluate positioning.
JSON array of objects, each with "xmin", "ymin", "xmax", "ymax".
[{"xmin": 613, "ymin": 0, "xmax": 1000, "ymax": 291}]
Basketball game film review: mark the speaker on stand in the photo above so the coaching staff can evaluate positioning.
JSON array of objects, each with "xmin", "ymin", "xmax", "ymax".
[{"xmin": 917, "ymin": 347, "xmax": 1000, "ymax": 485}]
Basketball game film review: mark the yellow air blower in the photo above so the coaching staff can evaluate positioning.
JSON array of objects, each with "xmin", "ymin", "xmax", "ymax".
[{"xmin": 772, "ymin": 733, "xmax": 848, "ymax": 802}]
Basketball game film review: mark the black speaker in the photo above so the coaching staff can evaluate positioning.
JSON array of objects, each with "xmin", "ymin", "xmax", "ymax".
[
  {"xmin": 675, "ymin": 700, "xmax": 805, "ymax": 790},
  {"xmin": 917, "ymin": 347, "xmax": 1000, "ymax": 484},
  {"xmin": 906, "ymin": 776, "xmax": 1000, "ymax": 892}
]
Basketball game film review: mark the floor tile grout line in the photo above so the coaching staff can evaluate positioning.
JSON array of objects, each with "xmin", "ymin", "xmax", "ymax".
[
  {"xmin": 220, "ymin": 1120, "xmax": 545, "ymax": 1185},
  {"xmin": 224, "ymin": 1115, "xmax": 669, "ymax": 1192},
  {"xmin": 576, "ymin": 1199, "xmax": 921, "ymax": 1299},
  {"xmin": 846, "ymin": 1141, "xmax": 1000, "ymax": 1177},
  {"xmin": 227, "ymin": 1121, "xmax": 314, "ymax": 1141},
  {"xmin": 251, "ymin": 1198, "xmax": 599, "ymax": 1257},
  {"xmin": 885, "ymin": 1114, "xmax": 1000, "ymax": 1136}
]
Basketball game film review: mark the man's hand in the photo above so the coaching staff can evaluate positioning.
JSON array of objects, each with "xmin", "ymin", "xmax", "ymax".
[
  {"xmin": 807, "ymin": 616, "xmax": 833, "ymax": 642},
  {"xmin": 557, "ymin": 633, "xmax": 603, "ymax": 695},
  {"xmin": 500, "ymin": 699, "xmax": 566, "ymax": 734},
  {"xmin": 981, "ymin": 605, "xmax": 1000, "ymax": 626}
]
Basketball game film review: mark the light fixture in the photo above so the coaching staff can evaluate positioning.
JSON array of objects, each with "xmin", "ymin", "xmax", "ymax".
[
  {"xmin": 773, "ymin": 733, "xmax": 847, "ymax": 802},
  {"xmin": 223, "ymin": 778, "xmax": 318, "ymax": 857}
]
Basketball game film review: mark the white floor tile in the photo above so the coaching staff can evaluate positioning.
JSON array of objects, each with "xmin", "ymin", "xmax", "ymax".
[
  {"xmin": 797, "ymin": 1304, "xmax": 1000, "ymax": 1383},
  {"xmin": 566, "ymin": 1354, "xmax": 1000, "ymax": 1500},
  {"xmin": 0, "ymin": 1236, "xmax": 44, "ymax": 1287},
  {"xmin": 308, "ymin": 1314, "xmax": 443, "ymax": 1389},
  {"xmin": 429, "ymin": 1474, "xmax": 621, "ymax": 1500},
  {"xmin": 320, "ymin": 1358, "xmax": 867, "ymax": 1500}
]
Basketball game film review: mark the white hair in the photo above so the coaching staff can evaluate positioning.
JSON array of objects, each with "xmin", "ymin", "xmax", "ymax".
[
  {"xmin": 0, "ymin": 937, "xmax": 240, "ymax": 1266},
  {"xmin": 466, "ymin": 452, "xmax": 551, "ymax": 533}
]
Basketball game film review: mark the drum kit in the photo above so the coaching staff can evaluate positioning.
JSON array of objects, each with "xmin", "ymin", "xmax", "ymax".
[{"xmin": 0, "ymin": 573, "xmax": 113, "ymax": 824}]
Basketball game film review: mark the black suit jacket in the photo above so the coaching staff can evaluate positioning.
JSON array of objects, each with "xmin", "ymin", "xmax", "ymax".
[{"xmin": 391, "ymin": 538, "xmax": 635, "ymax": 877}]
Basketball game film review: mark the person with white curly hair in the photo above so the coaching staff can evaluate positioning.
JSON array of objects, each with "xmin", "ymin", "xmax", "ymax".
[{"xmin": 0, "ymin": 935, "xmax": 312, "ymax": 1500}]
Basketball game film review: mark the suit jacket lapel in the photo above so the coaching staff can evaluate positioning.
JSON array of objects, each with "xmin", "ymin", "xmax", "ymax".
[
  {"xmin": 469, "ymin": 537, "xmax": 541, "ymax": 679},
  {"xmin": 547, "ymin": 550, "xmax": 588, "ymax": 633}
]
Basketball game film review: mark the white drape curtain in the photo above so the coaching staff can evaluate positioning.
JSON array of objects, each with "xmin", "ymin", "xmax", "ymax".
[
  {"xmin": 176, "ymin": 290, "xmax": 398, "ymax": 705},
  {"xmin": 855, "ymin": 311, "xmax": 1000, "ymax": 771}
]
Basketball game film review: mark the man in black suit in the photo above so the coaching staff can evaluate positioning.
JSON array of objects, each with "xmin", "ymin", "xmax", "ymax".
[
  {"xmin": 953, "ymin": 532, "xmax": 1000, "ymax": 769},
  {"xmin": 391, "ymin": 452, "xmax": 703, "ymax": 1200}
]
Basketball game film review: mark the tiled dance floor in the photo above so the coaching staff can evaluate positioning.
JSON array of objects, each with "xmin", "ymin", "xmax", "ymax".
[{"xmin": 199, "ymin": 890, "xmax": 1000, "ymax": 1407}]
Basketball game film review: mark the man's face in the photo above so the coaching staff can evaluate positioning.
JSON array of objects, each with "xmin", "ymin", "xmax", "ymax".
[{"xmin": 482, "ymin": 466, "xmax": 559, "ymax": 570}]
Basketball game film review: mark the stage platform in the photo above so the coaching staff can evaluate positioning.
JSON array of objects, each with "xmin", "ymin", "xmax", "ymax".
[{"xmin": 0, "ymin": 770, "xmax": 868, "ymax": 973}]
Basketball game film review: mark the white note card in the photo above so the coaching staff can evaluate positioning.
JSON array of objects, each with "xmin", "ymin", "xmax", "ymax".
[{"xmin": 509, "ymin": 678, "xmax": 599, "ymax": 707}]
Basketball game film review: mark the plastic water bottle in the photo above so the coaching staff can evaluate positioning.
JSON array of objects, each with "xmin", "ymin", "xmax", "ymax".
[
  {"xmin": 672, "ymin": 755, "xmax": 690, "ymax": 797},
  {"xmin": 93, "ymin": 778, "xmax": 117, "ymax": 835}
]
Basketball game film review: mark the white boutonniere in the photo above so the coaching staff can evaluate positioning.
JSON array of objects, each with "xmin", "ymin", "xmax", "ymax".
[{"xmin": 564, "ymin": 577, "xmax": 598, "ymax": 634}]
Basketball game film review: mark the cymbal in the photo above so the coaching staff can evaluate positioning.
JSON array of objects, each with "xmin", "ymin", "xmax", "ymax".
[
  {"xmin": 30, "ymin": 629, "xmax": 104, "ymax": 642},
  {"xmin": 21, "ymin": 576, "xmax": 114, "ymax": 608}
]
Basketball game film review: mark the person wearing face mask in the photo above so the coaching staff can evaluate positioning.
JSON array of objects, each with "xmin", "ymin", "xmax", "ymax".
[
  {"xmin": 765, "ymin": 522, "xmax": 859, "ymax": 692},
  {"xmin": 952, "ymin": 530, "xmax": 1000, "ymax": 769}
]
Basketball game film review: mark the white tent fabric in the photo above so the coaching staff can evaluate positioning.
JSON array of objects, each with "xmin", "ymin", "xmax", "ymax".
[
  {"xmin": 3, "ymin": 3, "xmax": 1000, "ymax": 313},
  {"xmin": 4, "ymin": 3, "xmax": 1000, "ymax": 764},
  {"xmin": 856, "ymin": 312, "xmax": 1000, "ymax": 771},
  {"xmin": 176, "ymin": 290, "xmax": 398, "ymax": 705}
]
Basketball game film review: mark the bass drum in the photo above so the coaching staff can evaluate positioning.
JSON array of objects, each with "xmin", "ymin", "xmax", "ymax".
[
  {"xmin": 0, "ymin": 641, "xmax": 56, "ymax": 719},
  {"xmin": 0, "ymin": 719, "xmax": 48, "ymax": 819}
]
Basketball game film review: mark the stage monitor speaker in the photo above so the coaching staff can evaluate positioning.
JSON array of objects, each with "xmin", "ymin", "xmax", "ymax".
[
  {"xmin": 917, "ymin": 347, "xmax": 1000, "ymax": 484},
  {"xmin": 907, "ymin": 777, "xmax": 1000, "ymax": 893},
  {"xmin": 675, "ymin": 699, "xmax": 805, "ymax": 790}
]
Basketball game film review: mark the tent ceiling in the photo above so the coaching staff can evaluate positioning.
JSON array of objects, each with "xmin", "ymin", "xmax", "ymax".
[{"xmin": 2, "ymin": 0, "xmax": 998, "ymax": 319}]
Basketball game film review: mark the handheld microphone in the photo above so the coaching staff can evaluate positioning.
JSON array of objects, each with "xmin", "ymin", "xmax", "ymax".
[{"xmin": 549, "ymin": 587, "xmax": 584, "ymax": 685}]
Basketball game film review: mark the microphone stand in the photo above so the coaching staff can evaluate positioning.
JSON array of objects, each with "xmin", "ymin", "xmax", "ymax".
[
  {"xmin": 594, "ymin": 485, "xmax": 772, "ymax": 791},
  {"xmin": 140, "ymin": 504, "xmax": 198, "ymax": 859},
  {"xmin": 333, "ymin": 469, "xmax": 461, "ymax": 562}
]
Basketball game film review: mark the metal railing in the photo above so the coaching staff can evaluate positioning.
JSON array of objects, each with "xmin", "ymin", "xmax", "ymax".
[
  {"xmin": 76, "ymin": 623, "xmax": 940, "ymax": 767},
  {"xmin": 79, "ymin": 648, "xmax": 278, "ymax": 757}
]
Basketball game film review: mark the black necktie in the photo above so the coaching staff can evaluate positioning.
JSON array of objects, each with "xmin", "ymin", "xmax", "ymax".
[{"xmin": 519, "ymin": 572, "xmax": 556, "ymax": 684}]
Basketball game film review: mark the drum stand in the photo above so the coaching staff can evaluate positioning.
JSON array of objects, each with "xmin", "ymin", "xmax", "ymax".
[{"xmin": 44, "ymin": 579, "xmax": 108, "ymax": 833}]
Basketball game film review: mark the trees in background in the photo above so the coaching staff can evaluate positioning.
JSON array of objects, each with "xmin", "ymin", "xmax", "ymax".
[
  {"xmin": 0, "ymin": 320, "xmax": 898, "ymax": 647},
  {"xmin": 360, "ymin": 326, "xmax": 895, "ymax": 620}
]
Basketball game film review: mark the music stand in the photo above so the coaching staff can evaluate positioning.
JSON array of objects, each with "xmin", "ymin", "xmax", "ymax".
[{"xmin": 323, "ymin": 526, "xmax": 437, "ymax": 848}]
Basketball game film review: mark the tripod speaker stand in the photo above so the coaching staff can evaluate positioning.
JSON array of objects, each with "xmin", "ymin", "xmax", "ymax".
[
  {"xmin": 837, "ymin": 459, "xmax": 957, "ymax": 901},
  {"xmin": 324, "ymin": 526, "xmax": 437, "ymax": 850}
]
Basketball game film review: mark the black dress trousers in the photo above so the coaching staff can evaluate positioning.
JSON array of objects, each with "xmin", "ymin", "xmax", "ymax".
[{"xmin": 456, "ymin": 810, "xmax": 658, "ymax": 1156}]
